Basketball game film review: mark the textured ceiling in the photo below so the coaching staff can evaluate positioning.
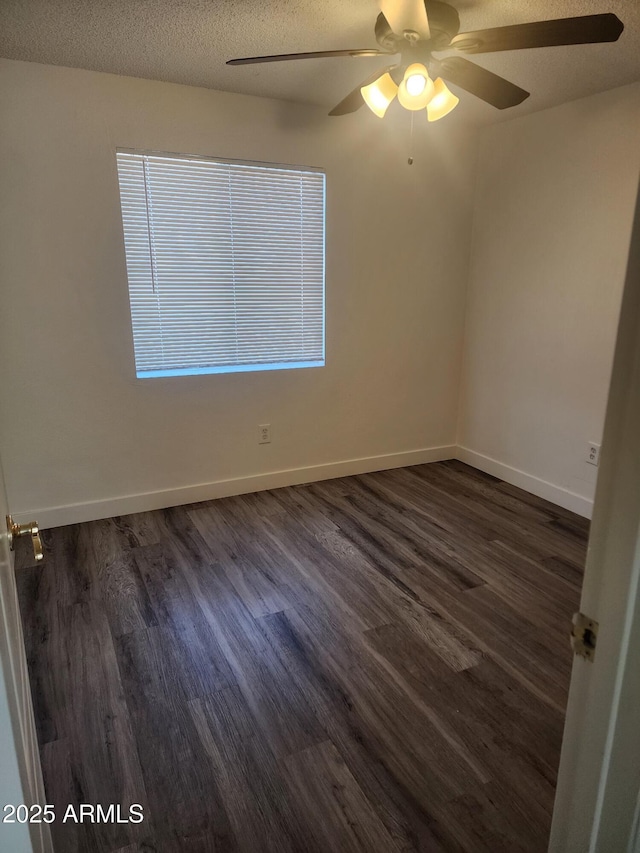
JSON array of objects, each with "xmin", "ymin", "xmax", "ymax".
[{"xmin": 1, "ymin": 0, "xmax": 640, "ymax": 123}]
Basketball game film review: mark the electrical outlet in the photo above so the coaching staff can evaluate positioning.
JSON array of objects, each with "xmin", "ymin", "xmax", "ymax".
[
  {"xmin": 258, "ymin": 423, "xmax": 271, "ymax": 445},
  {"xmin": 586, "ymin": 442, "xmax": 601, "ymax": 467}
]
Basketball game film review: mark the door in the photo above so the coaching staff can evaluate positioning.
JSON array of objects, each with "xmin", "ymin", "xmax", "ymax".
[
  {"xmin": 0, "ymin": 455, "xmax": 52, "ymax": 853},
  {"xmin": 549, "ymin": 179, "xmax": 640, "ymax": 851}
]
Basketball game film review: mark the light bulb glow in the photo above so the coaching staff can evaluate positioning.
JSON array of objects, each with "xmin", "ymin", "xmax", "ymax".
[
  {"xmin": 427, "ymin": 78, "xmax": 459, "ymax": 122},
  {"xmin": 406, "ymin": 74, "xmax": 426, "ymax": 96},
  {"xmin": 361, "ymin": 72, "xmax": 398, "ymax": 118},
  {"xmin": 397, "ymin": 63, "xmax": 434, "ymax": 111}
]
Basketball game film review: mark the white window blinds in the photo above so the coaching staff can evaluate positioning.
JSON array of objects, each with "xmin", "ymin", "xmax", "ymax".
[{"xmin": 116, "ymin": 150, "xmax": 325, "ymax": 378}]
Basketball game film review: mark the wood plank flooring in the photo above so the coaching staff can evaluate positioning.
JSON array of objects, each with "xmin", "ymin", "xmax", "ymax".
[{"xmin": 15, "ymin": 461, "xmax": 588, "ymax": 853}]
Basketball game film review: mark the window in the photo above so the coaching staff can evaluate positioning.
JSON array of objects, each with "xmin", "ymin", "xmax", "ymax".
[{"xmin": 116, "ymin": 150, "xmax": 325, "ymax": 378}]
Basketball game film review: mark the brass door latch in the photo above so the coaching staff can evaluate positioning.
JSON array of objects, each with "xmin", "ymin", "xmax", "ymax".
[
  {"xmin": 6, "ymin": 515, "xmax": 44, "ymax": 562},
  {"xmin": 571, "ymin": 612, "xmax": 598, "ymax": 661}
]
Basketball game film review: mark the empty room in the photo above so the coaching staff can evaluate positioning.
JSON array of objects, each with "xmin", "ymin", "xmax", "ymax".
[{"xmin": 1, "ymin": 1, "xmax": 640, "ymax": 852}]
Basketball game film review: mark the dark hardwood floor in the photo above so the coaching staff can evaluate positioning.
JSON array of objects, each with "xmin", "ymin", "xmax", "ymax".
[{"xmin": 15, "ymin": 461, "xmax": 588, "ymax": 853}]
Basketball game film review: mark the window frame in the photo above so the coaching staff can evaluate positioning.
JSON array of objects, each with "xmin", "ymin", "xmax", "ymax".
[{"xmin": 116, "ymin": 147, "xmax": 327, "ymax": 380}]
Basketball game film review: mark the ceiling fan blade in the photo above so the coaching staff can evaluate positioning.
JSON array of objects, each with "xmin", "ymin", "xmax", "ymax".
[
  {"xmin": 435, "ymin": 57, "xmax": 529, "ymax": 109},
  {"xmin": 450, "ymin": 13, "xmax": 624, "ymax": 54},
  {"xmin": 227, "ymin": 49, "xmax": 390, "ymax": 66},
  {"xmin": 380, "ymin": 0, "xmax": 430, "ymax": 40},
  {"xmin": 328, "ymin": 65, "xmax": 398, "ymax": 116}
]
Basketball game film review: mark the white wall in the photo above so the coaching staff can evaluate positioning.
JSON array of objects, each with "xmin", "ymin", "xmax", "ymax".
[
  {"xmin": 0, "ymin": 59, "xmax": 477, "ymax": 526},
  {"xmin": 458, "ymin": 82, "xmax": 640, "ymax": 517}
]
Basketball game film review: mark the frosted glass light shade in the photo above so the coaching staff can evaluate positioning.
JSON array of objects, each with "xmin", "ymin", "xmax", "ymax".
[
  {"xmin": 397, "ymin": 63, "xmax": 434, "ymax": 111},
  {"xmin": 427, "ymin": 78, "xmax": 459, "ymax": 121},
  {"xmin": 361, "ymin": 72, "xmax": 398, "ymax": 118}
]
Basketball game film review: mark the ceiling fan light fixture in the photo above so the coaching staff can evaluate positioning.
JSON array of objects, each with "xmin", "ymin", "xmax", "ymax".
[
  {"xmin": 361, "ymin": 71, "xmax": 398, "ymax": 118},
  {"xmin": 397, "ymin": 63, "xmax": 434, "ymax": 111},
  {"xmin": 426, "ymin": 77, "xmax": 459, "ymax": 121}
]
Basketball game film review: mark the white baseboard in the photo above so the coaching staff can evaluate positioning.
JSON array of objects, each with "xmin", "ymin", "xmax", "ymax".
[
  {"xmin": 25, "ymin": 445, "xmax": 457, "ymax": 529},
  {"xmin": 19, "ymin": 442, "xmax": 593, "ymax": 528},
  {"xmin": 455, "ymin": 446, "xmax": 594, "ymax": 519}
]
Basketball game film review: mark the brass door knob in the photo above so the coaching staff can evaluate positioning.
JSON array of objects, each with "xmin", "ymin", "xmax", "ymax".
[{"xmin": 6, "ymin": 515, "xmax": 44, "ymax": 562}]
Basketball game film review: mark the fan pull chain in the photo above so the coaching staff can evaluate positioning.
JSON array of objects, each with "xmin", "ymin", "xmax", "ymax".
[{"xmin": 408, "ymin": 112, "xmax": 414, "ymax": 166}]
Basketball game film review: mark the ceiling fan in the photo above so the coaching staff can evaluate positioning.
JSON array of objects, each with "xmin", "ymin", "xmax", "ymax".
[{"xmin": 227, "ymin": 1, "xmax": 624, "ymax": 122}]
